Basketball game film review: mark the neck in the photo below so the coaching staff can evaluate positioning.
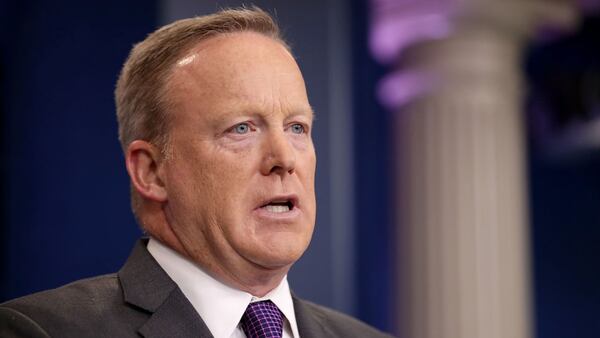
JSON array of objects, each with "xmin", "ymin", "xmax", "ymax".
[{"xmin": 191, "ymin": 250, "xmax": 289, "ymax": 297}]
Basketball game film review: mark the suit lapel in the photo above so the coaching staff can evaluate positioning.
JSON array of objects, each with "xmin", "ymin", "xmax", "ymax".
[
  {"xmin": 292, "ymin": 295, "xmax": 332, "ymax": 338},
  {"xmin": 138, "ymin": 288, "xmax": 213, "ymax": 338},
  {"xmin": 118, "ymin": 239, "xmax": 213, "ymax": 338}
]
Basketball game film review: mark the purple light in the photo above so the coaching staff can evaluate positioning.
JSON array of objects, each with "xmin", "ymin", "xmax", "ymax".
[
  {"xmin": 370, "ymin": 0, "xmax": 452, "ymax": 108},
  {"xmin": 579, "ymin": 0, "xmax": 600, "ymax": 12},
  {"xmin": 370, "ymin": 13, "xmax": 451, "ymax": 64},
  {"xmin": 369, "ymin": 0, "xmax": 455, "ymax": 64},
  {"xmin": 377, "ymin": 70, "xmax": 436, "ymax": 109}
]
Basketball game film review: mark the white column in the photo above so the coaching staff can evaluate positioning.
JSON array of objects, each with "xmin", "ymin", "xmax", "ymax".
[{"xmin": 370, "ymin": 1, "xmax": 579, "ymax": 337}]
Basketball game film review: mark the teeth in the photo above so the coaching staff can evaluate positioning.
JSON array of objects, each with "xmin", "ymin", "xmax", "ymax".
[{"xmin": 264, "ymin": 204, "xmax": 290, "ymax": 213}]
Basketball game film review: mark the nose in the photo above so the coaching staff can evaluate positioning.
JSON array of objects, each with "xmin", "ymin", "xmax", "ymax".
[{"xmin": 260, "ymin": 131, "xmax": 296, "ymax": 176}]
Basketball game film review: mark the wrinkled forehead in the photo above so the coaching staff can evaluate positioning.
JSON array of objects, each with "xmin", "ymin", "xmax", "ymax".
[
  {"xmin": 164, "ymin": 32, "xmax": 310, "ymax": 117},
  {"xmin": 180, "ymin": 31, "xmax": 294, "ymax": 63},
  {"xmin": 172, "ymin": 32, "xmax": 300, "ymax": 83}
]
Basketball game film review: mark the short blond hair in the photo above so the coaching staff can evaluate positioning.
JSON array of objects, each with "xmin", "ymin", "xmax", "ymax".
[{"xmin": 115, "ymin": 7, "xmax": 288, "ymax": 153}]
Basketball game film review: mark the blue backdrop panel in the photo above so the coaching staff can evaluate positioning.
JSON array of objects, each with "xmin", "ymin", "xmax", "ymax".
[
  {"xmin": 530, "ymin": 152, "xmax": 600, "ymax": 338},
  {"xmin": 525, "ymin": 15, "xmax": 600, "ymax": 337},
  {"xmin": 1, "ymin": 0, "xmax": 157, "ymax": 300},
  {"xmin": 351, "ymin": 0, "xmax": 394, "ymax": 332}
]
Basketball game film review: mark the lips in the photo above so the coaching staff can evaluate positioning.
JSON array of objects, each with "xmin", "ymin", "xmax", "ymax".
[{"xmin": 256, "ymin": 194, "xmax": 299, "ymax": 214}]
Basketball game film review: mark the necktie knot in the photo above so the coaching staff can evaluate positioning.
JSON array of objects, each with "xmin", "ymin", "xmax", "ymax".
[{"xmin": 241, "ymin": 300, "xmax": 284, "ymax": 338}]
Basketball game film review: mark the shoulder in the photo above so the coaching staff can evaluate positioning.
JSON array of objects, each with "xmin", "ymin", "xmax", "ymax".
[
  {"xmin": 0, "ymin": 274, "xmax": 144, "ymax": 337},
  {"xmin": 294, "ymin": 298, "xmax": 396, "ymax": 338},
  {"xmin": 1, "ymin": 273, "xmax": 121, "ymax": 316}
]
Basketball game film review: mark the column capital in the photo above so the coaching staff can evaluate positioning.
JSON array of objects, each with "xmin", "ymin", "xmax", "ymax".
[
  {"xmin": 371, "ymin": 0, "xmax": 580, "ymax": 110},
  {"xmin": 371, "ymin": 0, "xmax": 580, "ymax": 65}
]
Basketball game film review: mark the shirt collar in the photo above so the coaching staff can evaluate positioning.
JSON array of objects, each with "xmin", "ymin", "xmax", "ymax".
[
  {"xmin": 248, "ymin": 275, "xmax": 299, "ymax": 338},
  {"xmin": 147, "ymin": 238, "xmax": 299, "ymax": 338}
]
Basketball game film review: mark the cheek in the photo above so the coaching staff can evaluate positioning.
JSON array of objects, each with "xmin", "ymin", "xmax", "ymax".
[
  {"xmin": 211, "ymin": 162, "xmax": 253, "ymax": 199},
  {"xmin": 166, "ymin": 167, "xmax": 210, "ymax": 226},
  {"xmin": 166, "ymin": 149, "xmax": 222, "ymax": 211},
  {"xmin": 169, "ymin": 142, "xmax": 258, "ymax": 207},
  {"xmin": 289, "ymin": 136, "xmax": 310, "ymax": 150}
]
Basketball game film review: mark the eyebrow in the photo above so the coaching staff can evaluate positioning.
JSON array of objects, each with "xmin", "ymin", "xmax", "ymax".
[
  {"xmin": 289, "ymin": 106, "xmax": 315, "ymax": 121},
  {"xmin": 208, "ymin": 103, "xmax": 316, "ymax": 124},
  {"xmin": 292, "ymin": 106, "xmax": 315, "ymax": 120}
]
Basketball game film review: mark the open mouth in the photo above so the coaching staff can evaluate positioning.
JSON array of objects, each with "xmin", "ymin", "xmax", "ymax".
[{"xmin": 260, "ymin": 197, "xmax": 296, "ymax": 214}]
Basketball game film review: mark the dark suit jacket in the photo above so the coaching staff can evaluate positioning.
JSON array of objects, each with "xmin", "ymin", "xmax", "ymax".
[{"xmin": 0, "ymin": 240, "xmax": 395, "ymax": 337}]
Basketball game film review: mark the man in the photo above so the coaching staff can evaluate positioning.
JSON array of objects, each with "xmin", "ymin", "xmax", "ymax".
[{"xmin": 0, "ymin": 7, "xmax": 394, "ymax": 338}]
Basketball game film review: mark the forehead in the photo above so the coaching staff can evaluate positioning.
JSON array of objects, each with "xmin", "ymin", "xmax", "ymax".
[{"xmin": 165, "ymin": 32, "xmax": 310, "ymax": 118}]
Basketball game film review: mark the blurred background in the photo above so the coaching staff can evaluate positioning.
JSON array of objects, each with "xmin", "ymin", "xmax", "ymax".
[{"xmin": 1, "ymin": 0, "xmax": 599, "ymax": 337}]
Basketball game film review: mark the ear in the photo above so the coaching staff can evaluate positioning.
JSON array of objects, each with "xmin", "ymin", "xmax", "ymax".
[{"xmin": 126, "ymin": 140, "xmax": 168, "ymax": 202}]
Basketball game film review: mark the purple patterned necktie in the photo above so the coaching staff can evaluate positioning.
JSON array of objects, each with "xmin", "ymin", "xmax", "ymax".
[{"xmin": 240, "ymin": 300, "xmax": 284, "ymax": 338}]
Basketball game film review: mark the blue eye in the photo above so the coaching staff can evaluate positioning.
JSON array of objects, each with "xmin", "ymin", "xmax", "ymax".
[
  {"xmin": 234, "ymin": 123, "xmax": 250, "ymax": 134},
  {"xmin": 290, "ymin": 123, "xmax": 305, "ymax": 134}
]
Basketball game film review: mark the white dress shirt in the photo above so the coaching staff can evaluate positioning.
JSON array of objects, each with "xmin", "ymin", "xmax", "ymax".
[{"xmin": 147, "ymin": 238, "xmax": 300, "ymax": 338}]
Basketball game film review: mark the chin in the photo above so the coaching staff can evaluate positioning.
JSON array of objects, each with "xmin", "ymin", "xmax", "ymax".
[
  {"xmin": 247, "ymin": 239, "xmax": 310, "ymax": 270},
  {"xmin": 252, "ymin": 256, "xmax": 296, "ymax": 270}
]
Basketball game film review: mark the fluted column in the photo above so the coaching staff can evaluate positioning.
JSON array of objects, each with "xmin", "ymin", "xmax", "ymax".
[{"xmin": 370, "ymin": 1, "xmax": 579, "ymax": 337}]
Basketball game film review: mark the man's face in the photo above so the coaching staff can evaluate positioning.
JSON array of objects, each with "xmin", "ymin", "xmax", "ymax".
[{"xmin": 161, "ymin": 32, "xmax": 316, "ymax": 282}]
